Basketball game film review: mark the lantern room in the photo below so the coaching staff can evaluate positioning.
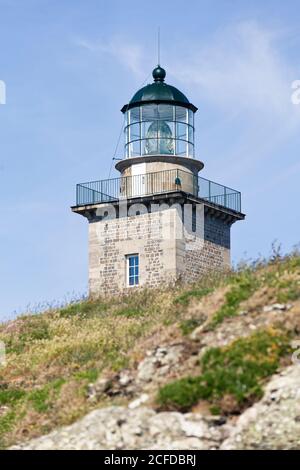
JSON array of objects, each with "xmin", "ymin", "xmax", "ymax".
[{"xmin": 121, "ymin": 66, "xmax": 197, "ymax": 160}]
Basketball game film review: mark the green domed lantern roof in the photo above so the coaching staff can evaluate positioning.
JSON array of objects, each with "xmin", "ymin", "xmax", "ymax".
[{"xmin": 121, "ymin": 66, "xmax": 197, "ymax": 113}]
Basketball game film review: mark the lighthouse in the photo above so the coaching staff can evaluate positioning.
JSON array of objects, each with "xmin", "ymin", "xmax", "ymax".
[{"xmin": 72, "ymin": 65, "xmax": 245, "ymax": 296}]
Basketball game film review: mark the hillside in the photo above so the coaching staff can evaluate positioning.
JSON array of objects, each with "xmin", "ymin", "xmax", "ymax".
[{"xmin": 1, "ymin": 251, "xmax": 300, "ymax": 449}]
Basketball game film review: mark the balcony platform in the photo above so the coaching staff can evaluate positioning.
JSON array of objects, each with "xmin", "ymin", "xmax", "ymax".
[
  {"xmin": 72, "ymin": 188, "xmax": 245, "ymax": 226},
  {"xmin": 73, "ymin": 168, "xmax": 243, "ymax": 212}
]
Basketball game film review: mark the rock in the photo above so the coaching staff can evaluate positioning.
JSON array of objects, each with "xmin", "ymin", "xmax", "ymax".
[
  {"xmin": 10, "ymin": 407, "xmax": 228, "ymax": 450},
  {"xmin": 0, "ymin": 406, "xmax": 9, "ymax": 417},
  {"xmin": 190, "ymin": 324, "xmax": 206, "ymax": 341},
  {"xmin": 10, "ymin": 363, "xmax": 300, "ymax": 450},
  {"xmin": 128, "ymin": 394, "xmax": 149, "ymax": 409},
  {"xmin": 119, "ymin": 370, "xmax": 133, "ymax": 387},
  {"xmin": 263, "ymin": 303, "xmax": 292, "ymax": 313},
  {"xmin": 220, "ymin": 364, "xmax": 300, "ymax": 450},
  {"xmin": 179, "ymin": 418, "xmax": 207, "ymax": 438},
  {"xmin": 136, "ymin": 358, "xmax": 156, "ymax": 383},
  {"xmin": 136, "ymin": 344, "xmax": 184, "ymax": 383},
  {"xmin": 205, "ymin": 415, "xmax": 227, "ymax": 426},
  {"xmin": 87, "ymin": 377, "xmax": 112, "ymax": 401},
  {"xmin": 88, "ymin": 370, "xmax": 138, "ymax": 401},
  {"xmin": 238, "ymin": 310, "xmax": 248, "ymax": 316},
  {"xmin": 86, "ymin": 344, "xmax": 185, "ymax": 401}
]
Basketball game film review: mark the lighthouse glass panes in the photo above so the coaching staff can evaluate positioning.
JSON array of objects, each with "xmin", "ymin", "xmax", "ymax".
[
  {"xmin": 126, "ymin": 254, "xmax": 139, "ymax": 286},
  {"xmin": 124, "ymin": 104, "xmax": 194, "ymax": 158}
]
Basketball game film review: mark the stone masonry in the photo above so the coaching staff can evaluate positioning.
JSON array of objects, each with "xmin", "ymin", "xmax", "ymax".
[{"xmin": 88, "ymin": 202, "xmax": 231, "ymax": 297}]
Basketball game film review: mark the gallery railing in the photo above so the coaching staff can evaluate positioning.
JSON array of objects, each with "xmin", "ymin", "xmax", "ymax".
[{"xmin": 76, "ymin": 169, "xmax": 241, "ymax": 212}]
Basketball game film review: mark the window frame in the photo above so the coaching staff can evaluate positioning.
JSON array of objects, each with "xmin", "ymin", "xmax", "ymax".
[{"xmin": 126, "ymin": 254, "xmax": 139, "ymax": 287}]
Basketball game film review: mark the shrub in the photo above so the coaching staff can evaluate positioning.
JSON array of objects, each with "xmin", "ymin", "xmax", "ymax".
[
  {"xmin": 157, "ymin": 329, "xmax": 291, "ymax": 413},
  {"xmin": 157, "ymin": 376, "xmax": 205, "ymax": 412}
]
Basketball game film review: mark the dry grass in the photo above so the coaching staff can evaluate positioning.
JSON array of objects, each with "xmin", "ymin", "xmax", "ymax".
[{"xmin": 0, "ymin": 251, "xmax": 299, "ymax": 448}]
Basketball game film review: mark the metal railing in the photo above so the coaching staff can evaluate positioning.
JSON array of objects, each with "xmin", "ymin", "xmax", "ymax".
[{"xmin": 76, "ymin": 169, "xmax": 241, "ymax": 212}]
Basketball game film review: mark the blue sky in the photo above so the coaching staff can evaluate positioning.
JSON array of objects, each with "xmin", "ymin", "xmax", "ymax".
[{"xmin": 0, "ymin": 0, "xmax": 300, "ymax": 320}]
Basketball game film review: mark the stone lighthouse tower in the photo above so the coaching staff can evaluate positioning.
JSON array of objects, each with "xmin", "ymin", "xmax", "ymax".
[{"xmin": 72, "ymin": 66, "xmax": 244, "ymax": 296}]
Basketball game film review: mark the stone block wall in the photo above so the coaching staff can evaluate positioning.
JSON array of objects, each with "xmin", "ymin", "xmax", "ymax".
[
  {"xmin": 88, "ymin": 204, "xmax": 231, "ymax": 297},
  {"xmin": 181, "ymin": 213, "xmax": 231, "ymax": 283}
]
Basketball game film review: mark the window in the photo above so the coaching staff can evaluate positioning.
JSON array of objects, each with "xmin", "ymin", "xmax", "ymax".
[{"xmin": 126, "ymin": 254, "xmax": 139, "ymax": 286}]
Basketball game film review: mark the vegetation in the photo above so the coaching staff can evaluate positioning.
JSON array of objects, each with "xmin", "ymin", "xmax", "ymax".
[
  {"xmin": 174, "ymin": 287, "xmax": 213, "ymax": 306},
  {"xmin": 0, "ymin": 288, "xmax": 180, "ymax": 448},
  {"xmin": 0, "ymin": 412, "xmax": 16, "ymax": 449},
  {"xmin": 209, "ymin": 270, "xmax": 259, "ymax": 328},
  {"xmin": 157, "ymin": 328, "xmax": 292, "ymax": 413},
  {"xmin": 179, "ymin": 317, "xmax": 205, "ymax": 336},
  {"xmin": 0, "ymin": 249, "xmax": 299, "ymax": 448}
]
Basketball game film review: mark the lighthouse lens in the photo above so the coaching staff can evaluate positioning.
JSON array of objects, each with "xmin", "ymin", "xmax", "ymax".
[{"xmin": 145, "ymin": 120, "xmax": 174, "ymax": 155}]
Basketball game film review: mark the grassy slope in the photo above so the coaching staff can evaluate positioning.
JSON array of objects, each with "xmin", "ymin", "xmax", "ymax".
[{"xmin": 0, "ymin": 252, "xmax": 300, "ymax": 448}]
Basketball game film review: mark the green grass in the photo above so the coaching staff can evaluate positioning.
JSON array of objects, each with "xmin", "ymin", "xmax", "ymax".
[
  {"xmin": 179, "ymin": 317, "xmax": 206, "ymax": 336},
  {"xmin": 287, "ymin": 255, "xmax": 300, "ymax": 269},
  {"xmin": 209, "ymin": 270, "xmax": 259, "ymax": 328},
  {"xmin": 55, "ymin": 344, "xmax": 93, "ymax": 367},
  {"xmin": 74, "ymin": 368, "xmax": 99, "ymax": 382},
  {"xmin": 59, "ymin": 300, "xmax": 107, "ymax": 318},
  {"xmin": 276, "ymin": 280, "xmax": 300, "ymax": 303},
  {"xmin": 5, "ymin": 316, "xmax": 51, "ymax": 354},
  {"xmin": 209, "ymin": 405, "xmax": 221, "ymax": 415},
  {"xmin": 114, "ymin": 307, "xmax": 143, "ymax": 317},
  {"xmin": 0, "ymin": 388, "xmax": 26, "ymax": 406},
  {"xmin": 157, "ymin": 328, "xmax": 291, "ymax": 413},
  {"xmin": 261, "ymin": 262, "xmax": 300, "ymax": 304},
  {"xmin": 29, "ymin": 388, "xmax": 51, "ymax": 413},
  {"xmin": 21, "ymin": 317, "xmax": 50, "ymax": 341},
  {"xmin": 0, "ymin": 411, "xmax": 17, "ymax": 449},
  {"xmin": 174, "ymin": 287, "xmax": 213, "ymax": 306},
  {"xmin": 28, "ymin": 379, "xmax": 65, "ymax": 413}
]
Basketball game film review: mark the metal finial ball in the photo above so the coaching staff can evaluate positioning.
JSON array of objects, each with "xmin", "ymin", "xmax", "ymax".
[{"xmin": 152, "ymin": 66, "xmax": 166, "ymax": 82}]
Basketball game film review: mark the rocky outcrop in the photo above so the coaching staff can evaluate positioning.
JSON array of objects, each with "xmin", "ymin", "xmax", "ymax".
[
  {"xmin": 10, "ymin": 407, "xmax": 231, "ymax": 450},
  {"xmin": 221, "ymin": 364, "xmax": 300, "ymax": 450},
  {"xmin": 136, "ymin": 345, "xmax": 185, "ymax": 383},
  {"xmin": 87, "ymin": 343, "xmax": 189, "ymax": 402},
  {"xmin": 11, "ymin": 364, "xmax": 300, "ymax": 450},
  {"xmin": 191, "ymin": 302, "xmax": 296, "ymax": 352}
]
